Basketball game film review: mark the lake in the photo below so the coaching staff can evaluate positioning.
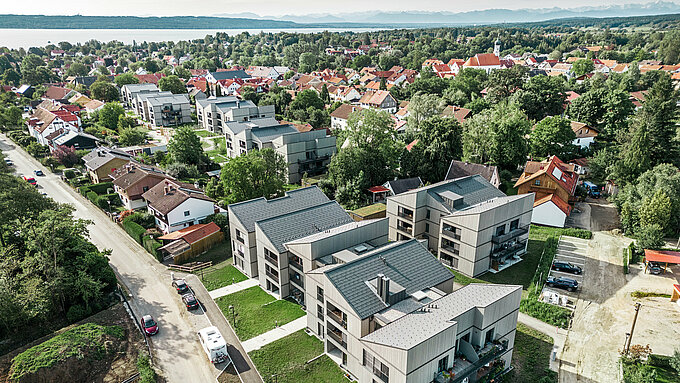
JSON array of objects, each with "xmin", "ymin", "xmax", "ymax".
[{"xmin": 0, "ymin": 28, "xmax": 389, "ymax": 49}]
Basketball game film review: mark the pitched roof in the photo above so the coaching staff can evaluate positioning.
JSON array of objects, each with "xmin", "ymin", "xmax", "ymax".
[
  {"xmin": 84, "ymin": 99, "xmax": 105, "ymax": 110},
  {"xmin": 330, "ymin": 103, "xmax": 361, "ymax": 120},
  {"xmin": 441, "ymin": 105, "xmax": 471, "ymax": 124},
  {"xmin": 445, "ymin": 160, "xmax": 498, "ymax": 184},
  {"xmin": 255, "ymin": 201, "xmax": 353, "ymax": 253},
  {"xmin": 111, "ymin": 162, "xmax": 170, "ymax": 193},
  {"xmin": 359, "ymin": 90, "xmax": 392, "ymax": 106},
  {"xmin": 158, "ymin": 222, "xmax": 221, "ymax": 244},
  {"xmin": 571, "ymin": 121, "xmax": 598, "ymax": 138},
  {"xmin": 384, "ymin": 177, "xmax": 423, "ymax": 195},
  {"xmin": 142, "ymin": 179, "xmax": 214, "ymax": 215},
  {"xmin": 464, "ymin": 53, "xmax": 501, "ymax": 67},
  {"xmin": 228, "ymin": 186, "xmax": 330, "ymax": 232},
  {"xmin": 361, "ymin": 284, "xmax": 521, "ymax": 349},
  {"xmin": 534, "ymin": 193, "xmax": 571, "ymax": 216},
  {"xmin": 43, "ymin": 86, "xmax": 73, "ymax": 100},
  {"xmin": 324, "ymin": 239, "xmax": 454, "ymax": 319},
  {"xmin": 514, "ymin": 156, "xmax": 578, "ymax": 195}
]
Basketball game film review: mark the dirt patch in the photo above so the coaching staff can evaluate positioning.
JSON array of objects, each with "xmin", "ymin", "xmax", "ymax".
[
  {"xmin": 217, "ymin": 363, "xmax": 242, "ymax": 383},
  {"xmin": 588, "ymin": 199, "xmax": 621, "ymax": 232},
  {"xmin": 0, "ymin": 304, "xmax": 146, "ymax": 383}
]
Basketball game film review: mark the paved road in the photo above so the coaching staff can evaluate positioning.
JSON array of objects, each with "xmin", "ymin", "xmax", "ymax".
[{"xmin": 0, "ymin": 135, "xmax": 219, "ymax": 382}]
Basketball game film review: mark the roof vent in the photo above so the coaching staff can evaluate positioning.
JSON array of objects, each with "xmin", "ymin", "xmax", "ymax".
[{"xmin": 354, "ymin": 244, "xmax": 368, "ymax": 253}]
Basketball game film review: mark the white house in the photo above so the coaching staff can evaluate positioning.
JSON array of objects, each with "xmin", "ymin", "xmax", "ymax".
[
  {"xmin": 142, "ymin": 179, "xmax": 217, "ymax": 234},
  {"xmin": 571, "ymin": 121, "xmax": 599, "ymax": 149},
  {"xmin": 531, "ymin": 194, "xmax": 571, "ymax": 228}
]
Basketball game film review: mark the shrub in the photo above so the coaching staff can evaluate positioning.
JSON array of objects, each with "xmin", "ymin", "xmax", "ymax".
[
  {"xmin": 86, "ymin": 191, "xmax": 99, "ymax": 204},
  {"xmin": 629, "ymin": 242, "xmax": 641, "ymax": 264},
  {"xmin": 142, "ymin": 235, "xmax": 163, "ymax": 261},
  {"xmin": 122, "ymin": 218, "xmax": 146, "ymax": 244},
  {"xmin": 647, "ymin": 354, "xmax": 672, "ymax": 368},
  {"xmin": 64, "ymin": 169, "xmax": 76, "ymax": 179},
  {"xmin": 126, "ymin": 212, "xmax": 155, "ymax": 229},
  {"xmin": 137, "ymin": 352, "xmax": 156, "ymax": 383},
  {"xmin": 65, "ymin": 304, "xmax": 90, "ymax": 323},
  {"xmin": 87, "ymin": 182, "xmax": 114, "ymax": 195}
]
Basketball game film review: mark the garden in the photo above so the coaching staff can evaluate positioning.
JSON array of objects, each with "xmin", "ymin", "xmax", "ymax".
[
  {"xmin": 215, "ymin": 286, "xmax": 305, "ymax": 341},
  {"xmin": 506, "ymin": 323, "xmax": 558, "ymax": 383},
  {"xmin": 248, "ymin": 330, "xmax": 346, "ymax": 383}
]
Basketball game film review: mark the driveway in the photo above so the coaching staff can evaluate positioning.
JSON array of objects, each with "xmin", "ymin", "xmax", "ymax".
[{"xmin": 0, "ymin": 135, "xmax": 252, "ymax": 382}]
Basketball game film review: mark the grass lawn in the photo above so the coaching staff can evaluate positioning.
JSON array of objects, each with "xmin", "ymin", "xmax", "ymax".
[
  {"xmin": 249, "ymin": 330, "xmax": 346, "ymax": 383},
  {"xmin": 185, "ymin": 241, "xmax": 232, "ymax": 265},
  {"xmin": 506, "ymin": 323, "xmax": 557, "ymax": 383},
  {"xmin": 201, "ymin": 264, "xmax": 248, "ymax": 291},
  {"xmin": 215, "ymin": 286, "xmax": 305, "ymax": 340},
  {"xmin": 195, "ymin": 129, "xmax": 218, "ymax": 138},
  {"xmin": 622, "ymin": 359, "xmax": 680, "ymax": 383}
]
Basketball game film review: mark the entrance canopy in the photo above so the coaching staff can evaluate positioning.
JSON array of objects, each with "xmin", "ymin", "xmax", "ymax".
[{"xmin": 644, "ymin": 249, "xmax": 680, "ymax": 264}]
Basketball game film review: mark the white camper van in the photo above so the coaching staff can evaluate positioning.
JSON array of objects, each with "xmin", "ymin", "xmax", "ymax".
[{"xmin": 198, "ymin": 326, "xmax": 230, "ymax": 364}]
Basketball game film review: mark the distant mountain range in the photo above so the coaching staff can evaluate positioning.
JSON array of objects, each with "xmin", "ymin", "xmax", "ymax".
[{"xmin": 217, "ymin": 1, "xmax": 680, "ymax": 24}]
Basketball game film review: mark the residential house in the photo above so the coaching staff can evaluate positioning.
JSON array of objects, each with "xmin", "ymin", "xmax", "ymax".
[
  {"xmin": 358, "ymin": 90, "xmax": 397, "ymax": 113},
  {"xmin": 142, "ymin": 179, "xmax": 217, "ymax": 234},
  {"xmin": 223, "ymin": 118, "xmax": 336, "ymax": 183},
  {"xmin": 205, "ymin": 69, "xmax": 251, "ymax": 84},
  {"xmin": 43, "ymin": 86, "xmax": 76, "ymax": 101},
  {"xmin": 441, "ymin": 105, "xmax": 472, "ymax": 124},
  {"xmin": 445, "ymin": 160, "xmax": 501, "ymax": 189},
  {"xmin": 571, "ymin": 121, "xmax": 598, "ymax": 149},
  {"xmin": 195, "ymin": 96, "xmax": 274, "ymax": 133},
  {"xmin": 110, "ymin": 161, "xmax": 172, "ymax": 210},
  {"xmin": 227, "ymin": 186, "xmax": 333, "ymax": 278},
  {"xmin": 26, "ymin": 100, "xmax": 81, "ymax": 146},
  {"xmin": 369, "ymin": 177, "xmax": 423, "ymax": 203},
  {"xmin": 514, "ymin": 156, "xmax": 578, "ymax": 228},
  {"xmin": 386, "ymin": 175, "xmax": 534, "ymax": 277},
  {"xmin": 305, "ymin": 237, "xmax": 522, "ymax": 383},
  {"xmin": 82, "ymin": 146, "xmax": 134, "ymax": 183},
  {"xmin": 46, "ymin": 130, "xmax": 100, "ymax": 152},
  {"xmin": 330, "ymin": 104, "xmax": 362, "ymax": 130},
  {"xmin": 84, "ymin": 99, "xmax": 105, "ymax": 115},
  {"xmin": 157, "ymin": 222, "xmax": 224, "ymax": 263}
]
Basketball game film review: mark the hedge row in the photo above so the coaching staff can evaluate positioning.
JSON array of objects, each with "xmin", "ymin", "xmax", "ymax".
[
  {"xmin": 122, "ymin": 219, "xmax": 146, "ymax": 244},
  {"xmin": 79, "ymin": 182, "xmax": 113, "ymax": 196},
  {"xmin": 143, "ymin": 235, "xmax": 163, "ymax": 262},
  {"xmin": 623, "ymin": 248, "xmax": 629, "ymax": 274}
]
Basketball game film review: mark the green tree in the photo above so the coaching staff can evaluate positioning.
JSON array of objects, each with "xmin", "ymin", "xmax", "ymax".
[
  {"xmin": 298, "ymin": 52, "xmax": 317, "ymax": 73},
  {"xmin": 90, "ymin": 81, "xmax": 119, "ymax": 102},
  {"xmin": 219, "ymin": 148, "xmax": 287, "ymax": 204},
  {"xmin": 511, "ymin": 75, "xmax": 567, "ymax": 120},
  {"xmin": 114, "ymin": 72, "xmax": 139, "ymax": 87},
  {"xmin": 158, "ymin": 75, "xmax": 186, "ymax": 94},
  {"xmin": 529, "ymin": 116, "xmax": 576, "ymax": 159},
  {"xmin": 119, "ymin": 128, "xmax": 148, "ymax": 146},
  {"xmin": 66, "ymin": 62, "xmax": 89, "ymax": 77},
  {"xmin": 407, "ymin": 93, "xmax": 445, "ymax": 133},
  {"xmin": 401, "ymin": 116, "xmax": 463, "ymax": 183},
  {"xmin": 167, "ymin": 126, "xmax": 205, "ymax": 166},
  {"xmin": 320, "ymin": 83, "xmax": 330, "ymax": 104},
  {"xmin": 572, "ymin": 59, "xmax": 594, "ymax": 76},
  {"xmin": 658, "ymin": 30, "xmax": 680, "ymax": 65},
  {"xmin": 485, "ymin": 65, "xmax": 528, "ymax": 104},
  {"xmin": 638, "ymin": 189, "xmax": 672, "ymax": 234},
  {"xmin": 98, "ymin": 103, "xmax": 125, "ymax": 131}
]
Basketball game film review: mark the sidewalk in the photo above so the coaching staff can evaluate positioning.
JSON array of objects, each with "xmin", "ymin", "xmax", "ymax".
[
  {"xmin": 241, "ymin": 316, "xmax": 307, "ymax": 353},
  {"xmin": 209, "ymin": 279, "xmax": 260, "ymax": 299},
  {"xmin": 518, "ymin": 312, "xmax": 567, "ymax": 372}
]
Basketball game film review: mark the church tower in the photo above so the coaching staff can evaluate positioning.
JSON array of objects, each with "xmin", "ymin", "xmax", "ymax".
[{"xmin": 494, "ymin": 36, "xmax": 501, "ymax": 57}]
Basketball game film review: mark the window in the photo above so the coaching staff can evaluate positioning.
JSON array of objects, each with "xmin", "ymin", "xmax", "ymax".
[
  {"xmin": 510, "ymin": 219, "xmax": 520, "ymax": 231},
  {"xmin": 495, "ymin": 225, "xmax": 506, "ymax": 236},
  {"xmin": 425, "ymin": 223, "xmax": 430, "ymax": 233},
  {"xmin": 485, "ymin": 328, "xmax": 495, "ymax": 345},
  {"xmin": 318, "ymin": 323, "xmax": 324, "ymax": 338},
  {"xmin": 317, "ymin": 305, "xmax": 324, "ymax": 320},
  {"xmin": 438, "ymin": 356, "xmax": 449, "ymax": 373},
  {"xmin": 317, "ymin": 286, "xmax": 324, "ymax": 303},
  {"xmin": 534, "ymin": 179, "xmax": 541, "ymax": 186},
  {"xmin": 184, "ymin": 210, "xmax": 190, "ymax": 217},
  {"xmin": 142, "ymin": 186, "xmax": 149, "ymax": 192},
  {"xmin": 426, "ymin": 209, "xmax": 431, "ymax": 219}
]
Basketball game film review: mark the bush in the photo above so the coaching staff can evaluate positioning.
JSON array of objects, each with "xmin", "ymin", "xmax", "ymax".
[
  {"xmin": 87, "ymin": 182, "xmax": 114, "ymax": 195},
  {"xmin": 64, "ymin": 169, "xmax": 76, "ymax": 179},
  {"xmin": 558, "ymin": 228, "xmax": 592, "ymax": 239},
  {"xmin": 142, "ymin": 235, "xmax": 163, "ymax": 261},
  {"xmin": 126, "ymin": 212, "xmax": 155, "ymax": 229},
  {"xmin": 86, "ymin": 191, "xmax": 99, "ymax": 204},
  {"xmin": 647, "ymin": 354, "xmax": 672, "ymax": 368},
  {"xmin": 137, "ymin": 352, "xmax": 156, "ymax": 383},
  {"xmin": 122, "ymin": 218, "xmax": 146, "ymax": 244},
  {"xmin": 630, "ymin": 242, "xmax": 641, "ymax": 264},
  {"xmin": 65, "ymin": 304, "xmax": 90, "ymax": 323}
]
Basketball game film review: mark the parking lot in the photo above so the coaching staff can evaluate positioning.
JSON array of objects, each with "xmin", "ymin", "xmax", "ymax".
[{"xmin": 541, "ymin": 236, "xmax": 589, "ymax": 306}]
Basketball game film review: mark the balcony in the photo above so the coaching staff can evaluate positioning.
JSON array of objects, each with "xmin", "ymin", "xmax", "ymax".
[
  {"xmin": 396, "ymin": 222, "xmax": 413, "ymax": 236},
  {"xmin": 442, "ymin": 227, "xmax": 461, "ymax": 240},
  {"xmin": 441, "ymin": 243, "xmax": 460, "ymax": 256},
  {"xmin": 290, "ymin": 273, "xmax": 304, "ymax": 289},
  {"xmin": 327, "ymin": 308, "xmax": 347, "ymax": 329},
  {"xmin": 491, "ymin": 240, "xmax": 527, "ymax": 259},
  {"xmin": 327, "ymin": 327, "xmax": 347, "ymax": 349},
  {"xmin": 289, "ymin": 257, "xmax": 303, "ymax": 271},
  {"xmin": 264, "ymin": 252, "xmax": 279, "ymax": 267},
  {"xmin": 397, "ymin": 210, "xmax": 414, "ymax": 220},
  {"xmin": 298, "ymin": 153, "xmax": 330, "ymax": 164},
  {"xmin": 265, "ymin": 269, "xmax": 279, "ymax": 283},
  {"xmin": 433, "ymin": 340, "xmax": 508, "ymax": 383},
  {"xmin": 492, "ymin": 225, "xmax": 529, "ymax": 244}
]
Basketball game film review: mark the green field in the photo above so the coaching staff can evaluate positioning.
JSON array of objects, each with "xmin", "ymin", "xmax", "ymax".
[
  {"xmin": 215, "ymin": 286, "xmax": 305, "ymax": 340},
  {"xmin": 249, "ymin": 330, "xmax": 347, "ymax": 383}
]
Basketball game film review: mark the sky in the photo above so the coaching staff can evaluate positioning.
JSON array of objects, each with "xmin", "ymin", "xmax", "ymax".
[{"xmin": 0, "ymin": 0, "xmax": 660, "ymax": 17}]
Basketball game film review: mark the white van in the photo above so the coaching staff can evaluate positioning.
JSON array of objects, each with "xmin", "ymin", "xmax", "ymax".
[{"xmin": 197, "ymin": 326, "xmax": 230, "ymax": 364}]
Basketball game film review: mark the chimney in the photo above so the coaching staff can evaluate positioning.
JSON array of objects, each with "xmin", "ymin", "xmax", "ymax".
[
  {"xmin": 380, "ymin": 275, "xmax": 390, "ymax": 304},
  {"xmin": 376, "ymin": 273, "xmax": 384, "ymax": 301},
  {"xmin": 164, "ymin": 186, "xmax": 169, "ymax": 195}
]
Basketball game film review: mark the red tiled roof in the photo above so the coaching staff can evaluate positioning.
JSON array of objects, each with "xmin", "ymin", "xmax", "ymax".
[
  {"xmin": 644, "ymin": 249, "xmax": 680, "ymax": 264},
  {"xmin": 158, "ymin": 222, "xmax": 221, "ymax": 243},
  {"xmin": 534, "ymin": 193, "xmax": 572, "ymax": 216},
  {"xmin": 464, "ymin": 53, "xmax": 501, "ymax": 67}
]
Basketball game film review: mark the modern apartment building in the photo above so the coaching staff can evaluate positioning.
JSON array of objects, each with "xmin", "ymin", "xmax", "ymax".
[
  {"xmin": 134, "ymin": 91, "xmax": 172, "ymax": 119},
  {"xmin": 386, "ymin": 175, "xmax": 534, "ymax": 277},
  {"xmin": 120, "ymin": 83, "xmax": 159, "ymax": 108},
  {"xmin": 195, "ymin": 96, "xmax": 275, "ymax": 133},
  {"xmin": 223, "ymin": 117, "xmax": 336, "ymax": 183},
  {"xmin": 227, "ymin": 186, "xmax": 332, "ymax": 278},
  {"xmin": 145, "ymin": 94, "xmax": 192, "ymax": 127},
  {"xmin": 305, "ymin": 238, "xmax": 522, "ymax": 383}
]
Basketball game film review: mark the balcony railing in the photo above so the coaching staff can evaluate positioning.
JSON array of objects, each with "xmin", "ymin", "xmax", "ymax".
[
  {"xmin": 397, "ymin": 211, "xmax": 414, "ymax": 220},
  {"xmin": 327, "ymin": 328, "xmax": 347, "ymax": 349},
  {"xmin": 265, "ymin": 269, "xmax": 279, "ymax": 283},
  {"xmin": 264, "ymin": 253, "xmax": 279, "ymax": 267},
  {"xmin": 442, "ymin": 227, "xmax": 461, "ymax": 240},
  {"xmin": 396, "ymin": 223, "xmax": 413, "ymax": 235},
  {"xmin": 298, "ymin": 154, "xmax": 330, "ymax": 164},
  {"xmin": 492, "ymin": 225, "xmax": 530, "ymax": 244},
  {"xmin": 290, "ymin": 274, "xmax": 304, "ymax": 289},
  {"xmin": 289, "ymin": 257, "xmax": 303, "ymax": 271},
  {"xmin": 491, "ymin": 240, "xmax": 527, "ymax": 259},
  {"xmin": 441, "ymin": 244, "xmax": 460, "ymax": 255},
  {"xmin": 434, "ymin": 341, "xmax": 508, "ymax": 383},
  {"xmin": 327, "ymin": 309, "xmax": 347, "ymax": 329}
]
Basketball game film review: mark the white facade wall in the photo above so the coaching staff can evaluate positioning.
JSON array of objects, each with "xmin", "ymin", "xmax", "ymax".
[{"xmin": 531, "ymin": 201, "xmax": 567, "ymax": 228}]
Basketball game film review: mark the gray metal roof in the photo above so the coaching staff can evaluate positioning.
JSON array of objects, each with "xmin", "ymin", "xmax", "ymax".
[
  {"xmin": 250, "ymin": 124, "xmax": 298, "ymax": 143},
  {"xmin": 122, "ymin": 83, "xmax": 159, "ymax": 91},
  {"xmin": 385, "ymin": 177, "xmax": 423, "ymax": 195},
  {"xmin": 361, "ymin": 284, "xmax": 521, "ymax": 349},
  {"xmin": 228, "ymin": 186, "xmax": 330, "ymax": 232},
  {"xmin": 256, "ymin": 201, "xmax": 353, "ymax": 253},
  {"xmin": 422, "ymin": 175, "xmax": 506, "ymax": 213},
  {"xmin": 325, "ymin": 239, "xmax": 454, "ymax": 320},
  {"xmin": 146, "ymin": 94, "xmax": 190, "ymax": 105}
]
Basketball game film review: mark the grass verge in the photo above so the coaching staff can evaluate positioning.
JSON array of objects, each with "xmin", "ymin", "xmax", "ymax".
[
  {"xmin": 201, "ymin": 264, "xmax": 248, "ymax": 291},
  {"xmin": 215, "ymin": 286, "xmax": 305, "ymax": 340},
  {"xmin": 249, "ymin": 330, "xmax": 347, "ymax": 383},
  {"xmin": 631, "ymin": 291, "xmax": 672, "ymax": 299},
  {"xmin": 506, "ymin": 323, "xmax": 557, "ymax": 383}
]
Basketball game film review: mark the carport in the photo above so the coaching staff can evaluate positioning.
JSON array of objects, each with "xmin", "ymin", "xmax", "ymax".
[{"xmin": 643, "ymin": 249, "xmax": 680, "ymax": 274}]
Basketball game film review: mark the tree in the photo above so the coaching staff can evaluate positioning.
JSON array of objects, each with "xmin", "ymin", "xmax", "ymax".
[
  {"xmin": 485, "ymin": 65, "xmax": 528, "ymax": 104},
  {"xmin": 114, "ymin": 72, "xmax": 139, "ymax": 87},
  {"xmin": 320, "ymin": 84, "xmax": 330, "ymax": 104},
  {"xmin": 1, "ymin": 69, "xmax": 21, "ymax": 86},
  {"xmin": 117, "ymin": 114, "xmax": 137, "ymax": 132},
  {"xmin": 98, "ymin": 103, "xmax": 125, "ymax": 131},
  {"xmin": 158, "ymin": 75, "xmax": 186, "ymax": 94},
  {"xmin": 66, "ymin": 62, "xmax": 89, "ymax": 77},
  {"xmin": 568, "ymin": 88, "xmax": 634, "ymax": 139},
  {"xmin": 511, "ymin": 75, "xmax": 567, "ymax": 120},
  {"xmin": 119, "ymin": 128, "xmax": 148, "ymax": 146},
  {"xmin": 144, "ymin": 59, "xmax": 160, "ymax": 73},
  {"xmin": 463, "ymin": 102, "xmax": 530, "ymax": 170},
  {"xmin": 219, "ymin": 148, "xmax": 287, "ymax": 204},
  {"xmin": 97, "ymin": 65, "xmax": 110, "ymax": 76},
  {"xmin": 529, "ymin": 116, "xmax": 576, "ymax": 159},
  {"xmin": 407, "ymin": 93, "xmax": 445, "ymax": 133},
  {"xmin": 288, "ymin": 89, "xmax": 324, "ymax": 113},
  {"xmin": 52, "ymin": 145, "xmax": 80, "ymax": 167},
  {"xmin": 658, "ymin": 30, "xmax": 680, "ymax": 65},
  {"xmin": 167, "ymin": 126, "xmax": 205, "ymax": 166},
  {"xmin": 636, "ymin": 73, "xmax": 679, "ymax": 167},
  {"xmin": 90, "ymin": 81, "xmax": 119, "ymax": 102},
  {"xmin": 401, "ymin": 116, "xmax": 463, "ymax": 183},
  {"xmin": 298, "ymin": 52, "xmax": 317, "ymax": 73},
  {"xmin": 352, "ymin": 55, "xmax": 371, "ymax": 70},
  {"xmin": 670, "ymin": 349, "xmax": 680, "ymax": 374},
  {"xmin": 572, "ymin": 59, "xmax": 594, "ymax": 76},
  {"xmin": 638, "ymin": 189, "xmax": 672, "ymax": 234}
]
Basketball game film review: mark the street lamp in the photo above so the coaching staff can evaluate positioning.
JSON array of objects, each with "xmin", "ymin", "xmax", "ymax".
[{"xmin": 229, "ymin": 305, "xmax": 236, "ymax": 328}]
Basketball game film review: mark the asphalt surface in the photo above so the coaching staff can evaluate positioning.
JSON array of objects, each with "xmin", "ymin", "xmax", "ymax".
[{"xmin": 0, "ymin": 135, "xmax": 224, "ymax": 382}]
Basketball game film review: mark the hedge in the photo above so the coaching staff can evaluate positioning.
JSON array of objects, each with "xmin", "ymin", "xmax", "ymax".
[
  {"xmin": 80, "ymin": 182, "xmax": 113, "ymax": 196},
  {"xmin": 143, "ymin": 235, "xmax": 163, "ymax": 261},
  {"xmin": 122, "ymin": 219, "xmax": 146, "ymax": 244},
  {"xmin": 623, "ymin": 248, "xmax": 629, "ymax": 274},
  {"xmin": 86, "ymin": 191, "xmax": 99, "ymax": 204}
]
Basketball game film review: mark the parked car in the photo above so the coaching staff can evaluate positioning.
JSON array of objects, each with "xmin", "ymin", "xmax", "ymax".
[
  {"xmin": 552, "ymin": 261, "xmax": 582, "ymax": 275},
  {"xmin": 34, "ymin": 170, "xmax": 44, "ymax": 176},
  {"xmin": 182, "ymin": 293, "xmax": 200, "ymax": 310},
  {"xmin": 23, "ymin": 176, "xmax": 37, "ymax": 187},
  {"xmin": 648, "ymin": 262, "xmax": 662, "ymax": 275},
  {"xmin": 546, "ymin": 276, "xmax": 579, "ymax": 292},
  {"xmin": 172, "ymin": 279, "xmax": 190, "ymax": 294},
  {"xmin": 4, "ymin": 158, "xmax": 13, "ymax": 166},
  {"xmin": 198, "ymin": 326, "xmax": 229, "ymax": 364},
  {"xmin": 140, "ymin": 315, "xmax": 158, "ymax": 336}
]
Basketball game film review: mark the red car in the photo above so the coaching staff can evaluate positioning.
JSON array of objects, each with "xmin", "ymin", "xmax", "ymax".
[
  {"xmin": 140, "ymin": 315, "xmax": 158, "ymax": 336},
  {"xmin": 23, "ymin": 176, "xmax": 37, "ymax": 187}
]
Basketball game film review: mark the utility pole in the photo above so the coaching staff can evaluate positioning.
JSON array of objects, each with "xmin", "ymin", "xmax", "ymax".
[{"xmin": 625, "ymin": 303, "xmax": 641, "ymax": 353}]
